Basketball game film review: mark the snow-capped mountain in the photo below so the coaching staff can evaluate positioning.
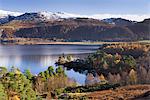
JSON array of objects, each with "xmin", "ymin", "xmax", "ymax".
[
  {"xmin": 14, "ymin": 11, "xmax": 86, "ymax": 21},
  {"xmin": 14, "ymin": 12, "xmax": 59, "ymax": 21},
  {"xmin": 54, "ymin": 12, "xmax": 84, "ymax": 18},
  {"xmin": 0, "ymin": 10, "xmax": 84, "ymax": 23},
  {"xmin": 0, "ymin": 10, "xmax": 149, "ymax": 24},
  {"xmin": 0, "ymin": 10, "xmax": 22, "ymax": 24},
  {"xmin": 0, "ymin": 10, "xmax": 149, "ymax": 41}
]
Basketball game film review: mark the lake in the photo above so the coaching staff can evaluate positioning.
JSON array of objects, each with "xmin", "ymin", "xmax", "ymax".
[{"xmin": 0, "ymin": 44, "xmax": 100, "ymax": 84}]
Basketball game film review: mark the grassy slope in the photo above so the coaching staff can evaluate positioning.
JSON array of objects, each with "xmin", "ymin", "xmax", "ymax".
[{"xmin": 87, "ymin": 85, "xmax": 150, "ymax": 100}]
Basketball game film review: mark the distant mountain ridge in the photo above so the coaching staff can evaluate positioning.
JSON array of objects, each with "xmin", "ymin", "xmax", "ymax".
[
  {"xmin": 0, "ymin": 10, "xmax": 149, "ymax": 22},
  {"xmin": 0, "ymin": 10, "xmax": 149, "ymax": 42},
  {"xmin": 0, "ymin": 10, "xmax": 142, "ymax": 25}
]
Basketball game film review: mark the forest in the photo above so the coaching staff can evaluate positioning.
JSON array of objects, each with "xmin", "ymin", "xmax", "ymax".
[
  {"xmin": 58, "ymin": 43, "xmax": 150, "ymax": 85},
  {"xmin": 0, "ymin": 66, "xmax": 77, "ymax": 99},
  {"xmin": 0, "ymin": 43, "xmax": 150, "ymax": 99}
]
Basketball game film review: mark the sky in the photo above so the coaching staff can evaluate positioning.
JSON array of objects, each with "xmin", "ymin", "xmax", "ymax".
[
  {"xmin": 0, "ymin": 0, "xmax": 149, "ymax": 14},
  {"xmin": 0, "ymin": 0, "xmax": 149, "ymax": 21}
]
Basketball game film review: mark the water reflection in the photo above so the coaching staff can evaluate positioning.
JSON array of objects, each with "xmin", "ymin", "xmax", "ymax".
[{"xmin": 0, "ymin": 44, "xmax": 100, "ymax": 84}]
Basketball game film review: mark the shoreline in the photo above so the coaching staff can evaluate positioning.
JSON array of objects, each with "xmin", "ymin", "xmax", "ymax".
[
  {"xmin": 1, "ymin": 41, "xmax": 149, "ymax": 45},
  {"xmin": 0, "ymin": 38, "xmax": 149, "ymax": 45}
]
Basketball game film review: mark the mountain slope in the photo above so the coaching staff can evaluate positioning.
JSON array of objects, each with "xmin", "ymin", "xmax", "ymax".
[
  {"xmin": 127, "ymin": 18, "xmax": 150, "ymax": 40},
  {"xmin": 0, "ymin": 10, "xmax": 22, "ymax": 24},
  {"xmin": 102, "ymin": 18, "xmax": 136, "ymax": 26},
  {"xmin": 0, "ymin": 10, "xmax": 149, "ymax": 42},
  {"xmin": 0, "ymin": 10, "xmax": 85, "ymax": 24}
]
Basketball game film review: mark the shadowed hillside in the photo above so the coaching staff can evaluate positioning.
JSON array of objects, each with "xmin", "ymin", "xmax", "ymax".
[{"xmin": 0, "ymin": 18, "xmax": 149, "ymax": 41}]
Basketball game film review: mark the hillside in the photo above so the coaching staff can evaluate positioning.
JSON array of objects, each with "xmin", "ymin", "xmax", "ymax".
[
  {"xmin": 0, "ymin": 12, "xmax": 149, "ymax": 42},
  {"xmin": 102, "ymin": 18, "xmax": 136, "ymax": 26},
  {"xmin": 87, "ymin": 85, "xmax": 150, "ymax": 100},
  {"xmin": 127, "ymin": 18, "xmax": 150, "ymax": 40}
]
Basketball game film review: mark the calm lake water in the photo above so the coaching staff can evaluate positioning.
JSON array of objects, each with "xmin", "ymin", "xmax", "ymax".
[{"xmin": 0, "ymin": 44, "xmax": 100, "ymax": 84}]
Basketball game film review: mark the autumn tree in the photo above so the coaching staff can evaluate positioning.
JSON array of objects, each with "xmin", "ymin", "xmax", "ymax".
[
  {"xmin": 99, "ymin": 74, "xmax": 106, "ymax": 83},
  {"xmin": 129, "ymin": 69, "xmax": 137, "ymax": 84},
  {"xmin": 108, "ymin": 72, "xmax": 114, "ymax": 84},
  {"xmin": 116, "ymin": 73, "xmax": 121, "ymax": 83},
  {"xmin": 108, "ymin": 73, "xmax": 121, "ymax": 84},
  {"xmin": 146, "ymin": 69, "xmax": 150, "ymax": 84},
  {"xmin": 137, "ymin": 66, "xmax": 147, "ymax": 84},
  {"xmin": 85, "ymin": 73, "xmax": 95, "ymax": 85},
  {"xmin": 66, "ymin": 55, "xmax": 73, "ymax": 62},
  {"xmin": 120, "ymin": 71, "xmax": 129, "ymax": 85}
]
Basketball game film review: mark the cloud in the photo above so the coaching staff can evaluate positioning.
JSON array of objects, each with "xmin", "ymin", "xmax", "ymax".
[{"xmin": 0, "ymin": 10, "xmax": 22, "ymax": 18}]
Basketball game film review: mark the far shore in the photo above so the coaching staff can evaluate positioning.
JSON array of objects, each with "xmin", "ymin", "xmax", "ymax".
[
  {"xmin": 0, "ymin": 41, "xmax": 139, "ymax": 45},
  {"xmin": 14, "ymin": 41, "xmax": 129, "ymax": 45},
  {"xmin": 0, "ymin": 38, "xmax": 150, "ymax": 45}
]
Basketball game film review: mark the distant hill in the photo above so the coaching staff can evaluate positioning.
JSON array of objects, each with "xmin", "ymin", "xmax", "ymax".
[
  {"xmin": 102, "ymin": 18, "xmax": 136, "ymax": 26},
  {"xmin": 127, "ymin": 18, "xmax": 150, "ymax": 40},
  {"xmin": 0, "ymin": 11, "xmax": 149, "ymax": 42}
]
